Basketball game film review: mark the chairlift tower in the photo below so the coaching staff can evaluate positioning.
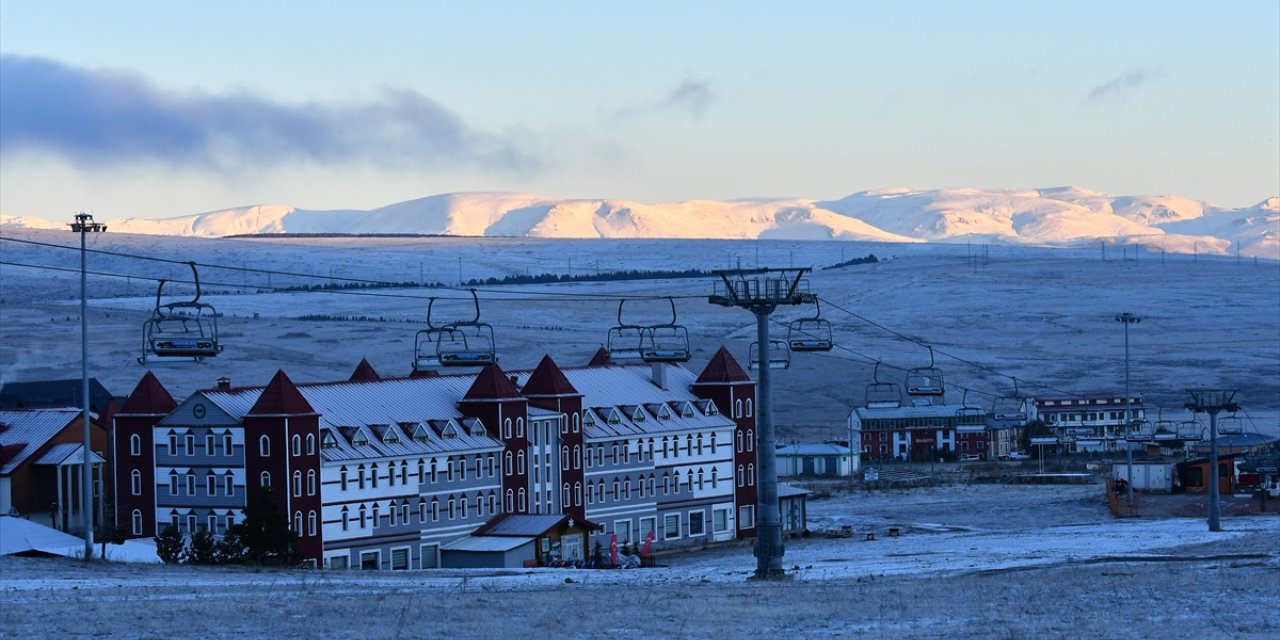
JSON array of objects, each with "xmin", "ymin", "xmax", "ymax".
[
  {"xmin": 1115, "ymin": 312, "xmax": 1140, "ymax": 501},
  {"xmin": 1185, "ymin": 389, "xmax": 1239, "ymax": 532},
  {"xmin": 70, "ymin": 212, "xmax": 105, "ymax": 561},
  {"xmin": 709, "ymin": 267, "xmax": 814, "ymax": 579}
]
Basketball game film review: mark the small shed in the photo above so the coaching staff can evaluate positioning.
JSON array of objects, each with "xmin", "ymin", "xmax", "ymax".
[
  {"xmin": 1111, "ymin": 460, "xmax": 1175, "ymax": 493},
  {"xmin": 778, "ymin": 484, "xmax": 811, "ymax": 536},
  {"xmin": 440, "ymin": 534, "xmax": 536, "ymax": 569},
  {"xmin": 776, "ymin": 442, "xmax": 857, "ymax": 478},
  {"xmin": 1176, "ymin": 453, "xmax": 1243, "ymax": 495}
]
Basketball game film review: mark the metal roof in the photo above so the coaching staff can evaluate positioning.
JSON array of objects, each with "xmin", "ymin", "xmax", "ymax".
[
  {"xmin": 776, "ymin": 443, "xmax": 851, "ymax": 456},
  {"xmin": 480, "ymin": 514, "xmax": 568, "ymax": 536},
  {"xmin": 441, "ymin": 535, "xmax": 535, "ymax": 552},
  {"xmin": 853, "ymin": 403, "xmax": 987, "ymax": 420},
  {"xmin": 33, "ymin": 443, "xmax": 106, "ymax": 466},
  {"xmin": 0, "ymin": 408, "xmax": 82, "ymax": 475},
  {"xmin": 777, "ymin": 484, "xmax": 812, "ymax": 498}
]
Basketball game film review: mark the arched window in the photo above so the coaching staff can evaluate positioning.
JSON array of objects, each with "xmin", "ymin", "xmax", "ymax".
[
  {"xmin": 294, "ymin": 511, "xmax": 303, "ymax": 534},
  {"xmin": 735, "ymin": 399, "xmax": 743, "ymax": 418},
  {"xmin": 261, "ymin": 471, "xmax": 272, "ymax": 488},
  {"xmin": 505, "ymin": 489, "xmax": 514, "ymax": 512},
  {"xmin": 504, "ymin": 419, "xmax": 513, "ymax": 439},
  {"xmin": 359, "ymin": 504, "xmax": 367, "ymax": 528},
  {"xmin": 736, "ymin": 431, "xmax": 743, "ymax": 453},
  {"xmin": 130, "ymin": 470, "xmax": 142, "ymax": 496},
  {"xmin": 130, "ymin": 434, "xmax": 141, "ymax": 456},
  {"xmin": 561, "ymin": 446, "xmax": 570, "ymax": 470},
  {"xmin": 293, "ymin": 471, "xmax": 302, "ymax": 497},
  {"xmin": 430, "ymin": 458, "xmax": 438, "ymax": 482},
  {"xmin": 747, "ymin": 429, "xmax": 754, "ymax": 452},
  {"xmin": 517, "ymin": 451, "xmax": 526, "ymax": 475},
  {"xmin": 417, "ymin": 459, "xmax": 425, "ymax": 484},
  {"xmin": 259, "ymin": 435, "xmax": 270, "ymax": 457},
  {"xmin": 308, "ymin": 511, "xmax": 317, "ymax": 536},
  {"xmin": 696, "ymin": 433, "xmax": 704, "ymax": 456},
  {"xmin": 504, "ymin": 451, "xmax": 514, "ymax": 475},
  {"xmin": 357, "ymin": 464, "xmax": 366, "ymax": 489},
  {"xmin": 516, "ymin": 418, "xmax": 524, "ymax": 438},
  {"xmin": 573, "ymin": 445, "xmax": 581, "ymax": 469},
  {"xmin": 518, "ymin": 488, "xmax": 526, "ymax": 511},
  {"xmin": 370, "ymin": 462, "xmax": 379, "ymax": 488},
  {"xmin": 747, "ymin": 464, "xmax": 755, "ymax": 486},
  {"xmin": 698, "ymin": 468, "xmax": 705, "ymax": 490},
  {"xmin": 306, "ymin": 434, "xmax": 315, "ymax": 455},
  {"xmin": 737, "ymin": 465, "xmax": 745, "ymax": 487},
  {"xmin": 340, "ymin": 466, "xmax": 348, "ymax": 491},
  {"xmin": 562, "ymin": 483, "xmax": 571, "ymax": 506},
  {"xmin": 710, "ymin": 432, "xmax": 717, "ymax": 453},
  {"xmin": 291, "ymin": 434, "xmax": 301, "ymax": 456},
  {"xmin": 342, "ymin": 507, "xmax": 350, "ymax": 531},
  {"xmin": 307, "ymin": 470, "xmax": 316, "ymax": 495},
  {"xmin": 131, "ymin": 509, "xmax": 143, "ymax": 535},
  {"xmin": 711, "ymin": 467, "xmax": 718, "ymax": 488},
  {"xmin": 572, "ymin": 413, "xmax": 580, "ymax": 433},
  {"xmin": 574, "ymin": 482, "xmax": 582, "ymax": 505},
  {"xmin": 745, "ymin": 399, "xmax": 753, "ymax": 417}
]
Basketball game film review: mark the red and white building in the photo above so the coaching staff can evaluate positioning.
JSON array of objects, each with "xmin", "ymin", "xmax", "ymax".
[{"xmin": 114, "ymin": 347, "xmax": 761, "ymax": 569}]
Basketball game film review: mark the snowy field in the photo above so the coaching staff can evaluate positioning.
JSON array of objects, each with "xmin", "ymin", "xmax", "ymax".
[
  {"xmin": 1, "ymin": 231, "xmax": 1277, "ymax": 440},
  {"xmin": 2, "ymin": 484, "xmax": 1277, "ymax": 639}
]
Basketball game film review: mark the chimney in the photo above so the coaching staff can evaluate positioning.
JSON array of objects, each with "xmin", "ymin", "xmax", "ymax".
[
  {"xmin": 217, "ymin": 377, "xmax": 231, "ymax": 390},
  {"xmin": 509, "ymin": 375, "xmax": 520, "ymax": 391},
  {"xmin": 651, "ymin": 362, "xmax": 667, "ymax": 390}
]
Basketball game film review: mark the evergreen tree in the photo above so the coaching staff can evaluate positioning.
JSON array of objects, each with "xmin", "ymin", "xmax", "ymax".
[
  {"xmin": 234, "ymin": 487, "xmax": 301, "ymax": 566},
  {"xmin": 155, "ymin": 524, "xmax": 184, "ymax": 564},
  {"xmin": 184, "ymin": 527, "xmax": 218, "ymax": 565}
]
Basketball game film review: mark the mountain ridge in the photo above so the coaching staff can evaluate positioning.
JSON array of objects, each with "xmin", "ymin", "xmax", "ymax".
[{"xmin": 3, "ymin": 187, "xmax": 1276, "ymax": 258}]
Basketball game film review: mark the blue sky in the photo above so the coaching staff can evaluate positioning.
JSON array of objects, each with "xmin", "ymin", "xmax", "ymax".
[{"xmin": 1, "ymin": 1, "xmax": 1276, "ymax": 218}]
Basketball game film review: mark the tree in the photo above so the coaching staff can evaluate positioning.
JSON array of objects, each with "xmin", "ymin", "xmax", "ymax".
[
  {"xmin": 184, "ymin": 527, "xmax": 218, "ymax": 565},
  {"xmin": 215, "ymin": 529, "xmax": 247, "ymax": 565},
  {"xmin": 155, "ymin": 524, "xmax": 184, "ymax": 564},
  {"xmin": 234, "ymin": 487, "xmax": 300, "ymax": 566},
  {"xmin": 1022, "ymin": 420, "xmax": 1051, "ymax": 457}
]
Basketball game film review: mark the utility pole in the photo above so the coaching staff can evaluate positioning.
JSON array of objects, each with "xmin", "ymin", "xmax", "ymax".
[
  {"xmin": 1185, "ymin": 390, "xmax": 1239, "ymax": 532},
  {"xmin": 1115, "ymin": 313, "xmax": 1141, "ymax": 501},
  {"xmin": 69, "ymin": 212, "xmax": 106, "ymax": 560},
  {"xmin": 710, "ymin": 268, "xmax": 813, "ymax": 580}
]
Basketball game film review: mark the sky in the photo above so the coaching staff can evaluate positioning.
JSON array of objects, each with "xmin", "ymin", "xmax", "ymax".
[{"xmin": 1, "ymin": 1, "xmax": 1277, "ymax": 219}]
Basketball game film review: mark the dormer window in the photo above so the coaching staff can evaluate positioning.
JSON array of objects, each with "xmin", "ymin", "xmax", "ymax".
[
  {"xmin": 321, "ymin": 431, "xmax": 338, "ymax": 449},
  {"xmin": 632, "ymin": 408, "xmax": 646, "ymax": 422},
  {"xmin": 681, "ymin": 403, "xmax": 695, "ymax": 418},
  {"xmin": 657, "ymin": 406, "xmax": 671, "ymax": 420},
  {"xmin": 351, "ymin": 431, "xmax": 368, "ymax": 447},
  {"xmin": 583, "ymin": 411, "xmax": 596, "ymax": 427},
  {"xmin": 442, "ymin": 423, "xmax": 458, "ymax": 439},
  {"xmin": 382, "ymin": 428, "xmax": 399, "ymax": 445},
  {"xmin": 412, "ymin": 423, "xmax": 430, "ymax": 443}
]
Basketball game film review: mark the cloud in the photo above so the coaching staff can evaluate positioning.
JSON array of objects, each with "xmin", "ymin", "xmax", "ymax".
[
  {"xmin": 0, "ymin": 55, "xmax": 538, "ymax": 172},
  {"xmin": 1080, "ymin": 67, "xmax": 1164, "ymax": 107},
  {"xmin": 606, "ymin": 76, "xmax": 716, "ymax": 124}
]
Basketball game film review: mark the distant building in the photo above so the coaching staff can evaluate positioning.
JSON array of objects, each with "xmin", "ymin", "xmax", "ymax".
[
  {"xmin": 849, "ymin": 403, "xmax": 994, "ymax": 462},
  {"xmin": 1028, "ymin": 394, "xmax": 1144, "ymax": 453},
  {"xmin": 0, "ymin": 407, "xmax": 108, "ymax": 532},
  {"xmin": 0, "ymin": 378, "xmax": 118, "ymax": 412},
  {"xmin": 776, "ymin": 442, "xmax": 857, "ymax": 478},
  {"xmin": 114, "ymin": 347, "xmax": 769, "ymax": 569}
]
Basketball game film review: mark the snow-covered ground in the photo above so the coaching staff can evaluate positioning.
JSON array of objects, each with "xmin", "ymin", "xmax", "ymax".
[
  {"xmin": 1, "ymin": 230, "xmax": 1277, "ymax": 441},
  {"xmin": 2, "ymin": 484, "xmax": 1276, "ymax": 638}
]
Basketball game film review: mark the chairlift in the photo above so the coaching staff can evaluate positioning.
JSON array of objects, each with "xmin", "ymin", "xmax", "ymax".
[
  {"xmin": 605, "ymin": 299, "xmax": 646, "ymax": 362},
  {"xmin": 1176, "ymin": 419, "xmax": 1203, "ymax": 442},
  {"xmin": 905, "ymin": 346, "xmax": 945, "ymax": 397},
  {"xmin": 955, "ymin": 390, "xmax": 986, "ymax": 432},
  {"xmin": 864, "ymin": 362, "xmax": 902, "ymax": 408},
  {"xmin": 1124, "ymin": 420, "xmax": 1154, "ymax": 443},
  {"xmin": 638, "ymin": 298, "xmax": 691, "ymax": 363},
  {"xmin": 749, "ymin": 340, "xmax": 791, "ymax": 370},
  {"xmin": 787, "ymin": 298, "xmax": 833, "ymax": 352},
  {"xmin": 412, "ymin": 291, "xmax": 497, "ymax": 371},
  {"xmin": 139, "ymin": 262, "xmax": 223, "ymax": 364},
  {"xmin": 1218, "ymin": 414, "xmax": 1245, "ymax": 436},
  {"xmin": 991, "ymin": 377, "xmax": 1026, "ymax": 424}
]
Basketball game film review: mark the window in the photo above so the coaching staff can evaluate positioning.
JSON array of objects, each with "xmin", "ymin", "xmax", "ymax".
[
  {"xmin": 259, "ymin": 435, "xmax": 270, "ymax": 457},
  {"xmin": 456, "ymin": 459, "xmax": 464, "ymax": 481},
  {"xmin": 737, "ymin": 465, "xmax": 744, "ymax": 487},
  {"xmin": 562, "ymin": 446, "xmax": 570, "ymax": 471},
  {"xmin": 373, "ymin": 503, "xmax": 380, "ymax": 526},
  {"xmin": 574, "ymin": 482, "xmax": 582, "ymax": 506},
  {"xmin": 517, "ymin": 451, "xmax": 526, "ymax": 475},
  {"xmin": 421, "ymin": 544, "xmax": 439, "ymax": 569},
  {"xmin": 688, "ymin": 511, "xmax": 705, "ymax": 536},
  {"xmin": 293, "ymin": 471, "xmax": 302, "ymax": 497},
  {"xmin": 359, "ymin": 505, "xmax": 367, "ymax": 528},
  {"xmin": 739, "ymin": 505, "xmax": 755, "ymax": 529},
  {"xmin": 223, "ymin": 433, "xmax": 233, "ymax": 456},
  {"xmin": 460, "ymin": 496, "xmax": 468, "ymax": 519},
  {"xmin": 418, "ymin": 459, "xmax": 426, "ymax": 484},
  {"xmin": 488, "ymin": 493, "xmax": 496, "ymax": 515},
  {"xmin": 185, "ymin": 433, "xmax": 195, "ymax": 456},
  {"xmin": 573, "ymin": 445, "xmax": 581, "ymax": 470},
  {"xmin": 130, "ymin": 434, "xmax": 141, "ymax": 456},
  {"xmin": 430, "ymin": 458, "xmax": 438, "ymax": 483},
  {"xmin": 205, "ymin": 433, "xmax": 215, "ymax": 456},
  {"xmin": 614, "ymin": 519, "xmax": 631, "ymax": 543},
  {"xmin": 735, "ymin": 399, "xmax": 743, "ymax": 418},
  {"xmin": 448, "ymin": 497, "xmax": 456, "ymax": 520},
  {"xmin": 624, "ymin": 478, "xmax": 631, "ymax": 500},
  {"xmin": 186, "ymin": 473, "xmax": 195, "ymax": 496},
  {"xmin": 516, "ymin": 418, "xmax": 524, "ymax": 438},
  {"xmin": 360, "ymin": 551, "xmax": 379, "ymax": 571},
  {"xmin": 206, "ymin": 474, "xmax": 216, "ymax": 496},
  {"xmin": 306, "ymin": 434, "xmax": 315, "ymax": 455},
  {"xmin": 709, "ymin": 432, "xmax": 716, "ymax": 454},
  {"xmin": 664, "ymin": 513, "xmax": 681, "ymax": 540},
  {"xmin": 291, "ymin": 435, "xmax": 301, "ymax": 456},
  {"xmin": 712, "ymin": 508, "xmax": 729, "ymax": 533},
  {"xmin": 169, "ymin": 473, "xmax": 179, "ymax": 495},
  {"xmin": 562, "ymin": 484, "xmax": 571, "ymax": 506},
  {"xmin": 307, "ymin": 470, "xmax": 316, "ymax": 495},
  {"xmin": 340, "ymin": 466, "xmax": 349, "ymax": 491},
  {"xmin": 208, "ymin": 514, "xmax": 218, "ymax": 533},
  {"xmin": 745, "ymin": 399, "xmax": 753, "ymax": 417},
  {"xmin": 647, "ymin": 475, "xmax": 655, "ymax": 496},
  {"xmin": 131, "ymin": 510, "xmax": 143, "ymax": 535},
  {"xmin": 130, "ymin": 470, "xmax": 142, "ymax": 496},
  {"xmin": 371, "ymin": 462, "xmax": 379, "ymax": 488},
  {"xmin": 431, "ymin": 498, "xmax": 439, "ymax": 522},
  {"xmin": 187, "ymin": 514, "xmax": 197, "ymax": 534},
  {"xmin": 390, "ymin": 547, "xmax": 410, "ymax": 571},
  {"xmin": 308, "ymin": 511, "xmax": 317, "ymax": 536},
  {"xmin": 390, "ymin": 503, "xmax": 398, "ymax": 526},
  {"xmin": 504, "ymin": 419, "xmax": 512, "ymax": 439},
  {"xmin": 504, "ymin": 452, "xmax": 513, "ymax": 475},
  {"xmin": 225, "ymin": 512, "xmax": 235, "ymax": 531},
  {"xmin": 168, "ymin": 433, "xmax": 177, "ymax": 456},
  {"xmin": 341, "ymin": 507, "xmax": 349, "ymax": 531},
  {"xmin": 747, "ymin": 464, "xmax": 755, "ymax": 486},
  {"xmin": 736, "ymin": 431, "xmax": 743, "ymax": 453},
  {"xmin": 747, "ymin": 430, "xmax": 754, "ymax": 452},
  {"xmin": 640, "ymin": 517, "xmax": 656, "ymax": 542},
  {"xmin": 612, "ymin": 479, "xmax": 620, "ymax": 500},
  {"xmin": 261, "ymin": 471, "xmax": 271, "ymax": 488}
]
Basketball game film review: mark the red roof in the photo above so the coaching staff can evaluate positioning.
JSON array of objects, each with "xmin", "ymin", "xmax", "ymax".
[
  {"xmin": 408, "ymin": 368, "xmax": 440, "ymax": 378},
  {"xmin": 587, "ymin": 347, "xmax": 612, "ymax": 367},
  {"xmin": 249, "ymin": 370, "xmax": 315, "ymax": 415},
  {"xmin": 349, "ymin": 358, "xmax": 381, "ymax": 382},
  {"xmin": 462, "ymin": 364, "xmax": 522, "ymax": 400},
  {"xmin": 694, "ymin": 346, "xmax": 751, "ymax": 384},
  {"xmin": 118, "ymin": 371, "xmax": 177, "ymax": 414},
  {"xmin": 521, "ymin": 356, "xmax": 579, "ymax": 396}
]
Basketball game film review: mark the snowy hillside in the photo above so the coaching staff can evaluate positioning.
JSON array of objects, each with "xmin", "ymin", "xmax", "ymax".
[{"xmin": 3, "ymin": 187, "xmax": 1276, "ymax": 258}]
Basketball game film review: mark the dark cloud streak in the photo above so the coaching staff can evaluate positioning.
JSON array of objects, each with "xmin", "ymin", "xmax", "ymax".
[
  {"xmin": 0, "ymin": 55, "xmax": 537, "ymax": 172},
  {"xmin": 607, "ymin": 76, "xmax": 715, "ymax": 124},
  {"xmin": 1080, "ymin": 67, "xmax": 1164, "ymax": 107}
]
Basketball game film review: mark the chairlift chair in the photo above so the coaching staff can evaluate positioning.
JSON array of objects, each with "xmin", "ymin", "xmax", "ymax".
[
  {"xmin": 412, "ymin": 291, "xmax": 498, "ymax": 370},
  {"xmin": 138, "ymin": 262, "xmax": 223, "ymax": 364},
  {"xmin": 640, "ymin": 325, "xmax": 691, "ymax": 363},
  {"xmin": 864, "ymin": 362, "xmax": 902, "ymax": 408},
  {"xmin": 1124, "ymin": 420, "xmax": 1154, "ymax": 443},
  {"xmin": 787, "ymin": 298, "xmax": 833, "ymax": 352},
  {"xmin": 1176, "ymin": 419, "xmax": 1204, "ymax": 442},
  {"xmin": 991, "ymin": 378, "xmax": 1027, "ymax": 424},
  {"xmin": 1217, "ymin": 415, "xmax": 1245, "ymax": 436},
  {"xmin": 749, "ymin": 340, "xmax": 791, "ymax": 370},
  {"xmin": 955, "ymin": 391, "xmax": 986, "ymax": 432},
  {"xmin": 905, "ymin": 346, "xmax": 945, "ymax": 397}
]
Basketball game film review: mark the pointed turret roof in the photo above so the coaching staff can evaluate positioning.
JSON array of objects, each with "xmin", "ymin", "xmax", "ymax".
[
  {"xmin": 587, "ymin": 347, "xmax": 612, "ymax": 367},
  {"xmin": 249, "ymin": 370, "xmax": 315, "ymax": 415},
  {"xmin": 349, "ymin": 358, "xmax": 380, "ymax": 382},
  {"xmin": 118, "ymin": 371, "xmax": 177, "ymax": 414},
  {"xmin": 521, "ymin": 355, "xmax": 579, "ymax": 396},
  {"xmin": 694, "ymin": 346, "xmax": 751, "ymax": 384},
  {"xmin": 462, "ymin": 364, "xmax": 522, "ymax": 401}
]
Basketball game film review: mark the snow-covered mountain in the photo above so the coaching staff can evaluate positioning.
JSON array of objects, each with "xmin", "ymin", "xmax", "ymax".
[{"xmin": 4, "ymin": 188, "xmax": 1276, "ymax": 258}]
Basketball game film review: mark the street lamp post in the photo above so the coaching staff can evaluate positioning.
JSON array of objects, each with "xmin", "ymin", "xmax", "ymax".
[
  {"xmin": 1186, "ymin": 389, "xmax": 1239, "ymax": 532},
  {"xmin": 70, "ymin": 212, "xmax": 106, "ymax": 560},
  {"xmin": 1115, "ymin": 313, "xmax": 1140, "ymax": 501}
]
